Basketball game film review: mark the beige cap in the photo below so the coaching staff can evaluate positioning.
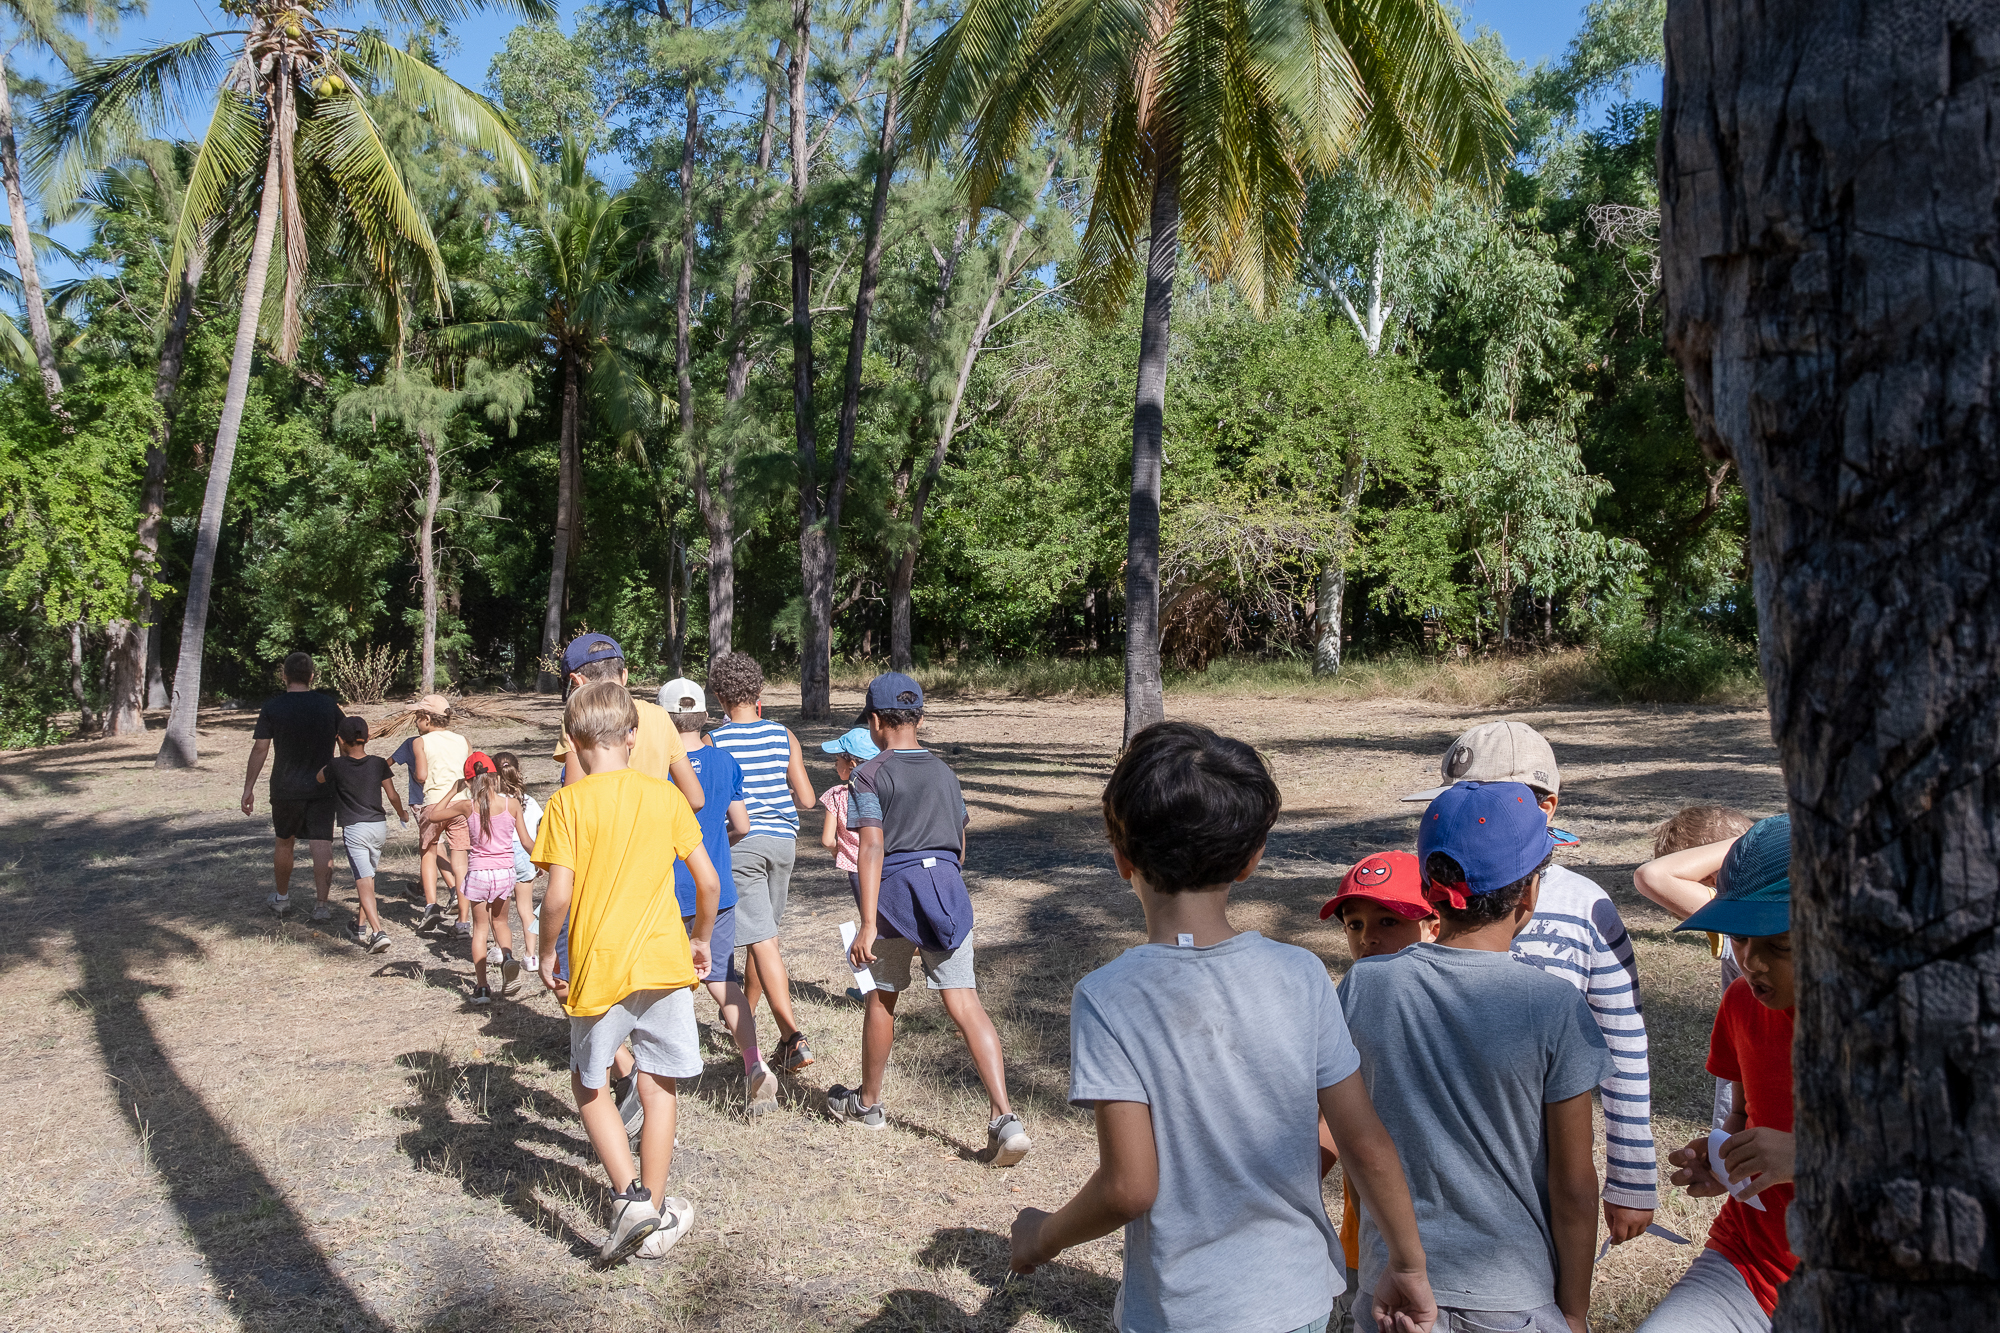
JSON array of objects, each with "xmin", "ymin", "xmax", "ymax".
[
  {"xmin": 416, "ymin": 693, "xmax": 452, "ymax": 717},
  {"xmin": 1401, "ymin": 719, "xmax": 1560, "ymax": 801}
]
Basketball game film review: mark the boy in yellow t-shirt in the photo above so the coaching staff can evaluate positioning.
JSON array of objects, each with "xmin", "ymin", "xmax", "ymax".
[{"xmin": 534, "ymin": 681, "xmax": 721, "ymax": 1269}]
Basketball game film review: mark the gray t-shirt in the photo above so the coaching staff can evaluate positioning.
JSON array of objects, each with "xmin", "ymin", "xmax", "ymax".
[
  {"xmin": 849, "ymin": 748, "xmax": 968, "ymax": 855},
  {"xmin": 1069, "ymin": 931, "xmax": 1361, "ymax": 1333},
  {"xmin": 1336, "ymin": 943, "xmax": 1613, "ymax": 1311}
]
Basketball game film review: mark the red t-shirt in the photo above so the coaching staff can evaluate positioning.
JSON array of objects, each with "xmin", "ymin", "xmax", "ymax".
[{"xmin": 1703, "ymin": 977, "xmax": 1797, "ymax": 1314}]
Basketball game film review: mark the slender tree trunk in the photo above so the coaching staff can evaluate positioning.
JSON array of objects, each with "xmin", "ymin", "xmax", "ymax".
[
  {"xmin": 1313, "ymin": 451, "xmax": 1364, "ymax": 675},
  {"xmin": 1122, "ymin": 159, "xmax": 1179, "ymax": 743},
  {"xmin": 144, "ymin": 621, "xmax": 167, "ymax": 709},
  {"xmin": 817, "ymin": 0, "xmax": 915, "ymax": 676},
  {"xmin": 538, "ymin": 355, "xmax": 582, "ymax": 693},
  {"xmin": 107, "ymin": 249, "xmax": 205, "ymax": 735},
  {"xmin": 418, "ymin": 428, "xmax": 440, "ymax": 693},
  {"xmin": 1662, "ymin": 3, "xmax": 2000, "ymax": 1328},
  {"xmin": 670, "ymin": 521, "xmax": 689, "ymax": 676},
  {"xmin": 157, "ymin": 130, "xmax": 286, "ymax": 769},
  {"xmin": 0, "ymin": 68, "xmax": 61, "ymax": 404},
  {"xmin": 69, "ymin": 620, "xmax": 94, "ymax": 733},
  {"xmin": 788, "ymin": 0, "xmax": 831, "ymax": 718}
]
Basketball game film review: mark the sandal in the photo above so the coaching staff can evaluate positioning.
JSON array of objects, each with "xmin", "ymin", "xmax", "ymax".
[{"xmin": 774, "ymin": 1030, "xmax": 814, "ymax": 1071}]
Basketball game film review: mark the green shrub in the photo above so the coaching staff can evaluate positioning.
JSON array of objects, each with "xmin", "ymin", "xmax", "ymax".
[{"xmin": 1597, "ymin": 624, "xmax": 1760, "ymax": 703}]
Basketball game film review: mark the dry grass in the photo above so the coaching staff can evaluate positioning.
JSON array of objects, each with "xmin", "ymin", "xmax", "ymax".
[{"xmin": 0, "ymin": 690, "xmax": 1782, "ymax": 1331}]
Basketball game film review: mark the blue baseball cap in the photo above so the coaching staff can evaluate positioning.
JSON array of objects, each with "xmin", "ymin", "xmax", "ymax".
[
  {"xmin": 562, "ymin": 632, "xmax": 623, "ymax": 675},
  {"xmin": 1416, "ymin": 781, "xmax": 1557, "ymax": 910},
  {"xmin": 861, "ymin": 671, "xmax": 925, "ymax": 715},
  {"xmin": 1677, "ymin": 814, "xmax": 1791, "ymax": 938},
  {"xmin": 820, "ymin": 726, "xmax": 881, "ymax": 761}
]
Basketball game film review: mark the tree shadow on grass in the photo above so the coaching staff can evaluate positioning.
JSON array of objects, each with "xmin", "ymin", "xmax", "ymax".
[
  {"xmin": 75, "ymin": 925, "xmax": 395, "ymax": 1332},
  {"xmin": 850, "ymin": 1225, "xmax": 1117, "ymax": 1332}
]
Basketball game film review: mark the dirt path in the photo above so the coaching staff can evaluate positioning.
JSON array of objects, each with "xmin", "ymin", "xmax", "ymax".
[{"xmin": 0, "ymin": 692, "xmax": 1785, "ymax": 1332}]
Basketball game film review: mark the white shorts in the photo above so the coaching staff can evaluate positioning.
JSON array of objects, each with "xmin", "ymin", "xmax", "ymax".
[{"xmin": 569, "ymin": 986, "xmax": 701, "ymax": 1089}]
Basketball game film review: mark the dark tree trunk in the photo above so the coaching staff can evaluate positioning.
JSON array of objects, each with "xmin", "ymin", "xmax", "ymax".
[
  {"xmin": 1123, "ymin": 158, "xmax": 1179, "ymax": 743},
  {"xmin": 788, "ymin": 0, "xmax": 830, "ymax": 718},
  {"xmin": 69, "ymin": 620, "xmax": 95, "ymax": 734},
  {"xmin": 417, "ymin": 428, "xmax": 441, "ymax": 693},
  {"xmin": 538, "ymin": 355, "xmax": 582, "ymax": 693},
  {"xmin": 144, "ymin": 619, "xmax": 167, "ymax": 710},
  {"xmin": 1661, "ymin": 2, "xmax": 2000, "ymax": 1328}
]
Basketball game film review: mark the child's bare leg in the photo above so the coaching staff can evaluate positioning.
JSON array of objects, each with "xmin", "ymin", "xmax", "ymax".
[
  {"xmin": 450, "ymin": 844, "xmax": 470, "ymax": 919},
  {"xmin": 612, "ymin": 1044, "xmax": 637, "ymax": 1083},
  {"xmin": 743, "ymin": 939, "xmax": 800, "ymax": 1038},
  {"xmin": 492, "ymin": 896, "xmax": 513, "ymax": 955},
  {"xmin": 356, "ymin": 876, "xmax": 381, "ymax": 934},
  {"xmin": 940, "ymin": 987, "xmax": 1012, "ymax": 1120},
  {"xmin": 635, "ymin": 1073, "xmax": 678, "ymax": 1202},
  {"xmin": 273, "ymin": 837, "xmax": 296, "ymax": 896},
  {"xmin": 310, "ymin": 839, "xmax": 334, "ymax": 903},
  {"xmin": 471, "ymin": 901, "xmax": 491, "ymax": 985},
  {"xmin": 419, "ymin": 843, "xmax": 439, "ymax": 906},
  {"xmin": 859, "ymin": 989, "xmax": 898, "ymax": 1106},
  {"xmin": 574, "ymin": 1073, "xmax": 638, "ymax": 1190},
  {"xmin": 709, "ymin": 979, "xmax": 759, "ymax": 1061}
]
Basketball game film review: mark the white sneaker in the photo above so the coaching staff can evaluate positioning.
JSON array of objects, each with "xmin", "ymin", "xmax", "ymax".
[
  {"xmin": 311, "ymin": 903, "xmax": 333, "ymax": 922},
  {"xmin": 486, "ymin": 941, "xmax": 503, "ymax": 967},
  {"xmin": 266, "ymin": 893, "xmax": 290, "ymax": 915},
  {"xmin": 747, "ymin": 1062, "xmax": 780, "ymax": 1116},
  {"xmin": 455, "ymin": 921, "xmax": 472, "ymax": 938},
  {"xmin": 524, "ymin": 954, "xmax": 539, "ymax": 974},
  {"xmin": 596, "ymin": 1185, "xmax": 660, "ymax": 1268},
  {"xmin": 637, "ymin": 1197, "xmax": 695, "ymax": 1258}
]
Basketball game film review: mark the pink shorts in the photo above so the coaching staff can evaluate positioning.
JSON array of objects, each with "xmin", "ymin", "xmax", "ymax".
[{"xmin": 463, "ymin": 867, "xmax": 515, "ymax": 903}]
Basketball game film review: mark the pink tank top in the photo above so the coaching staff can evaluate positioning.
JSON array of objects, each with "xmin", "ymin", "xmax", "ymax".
[{"xmin": 467, "ymin": 805, "xmax": 517, "ymax": 871}]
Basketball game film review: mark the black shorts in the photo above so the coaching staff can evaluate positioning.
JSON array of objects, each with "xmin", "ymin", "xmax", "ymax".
[{"xmin": 271, "ymin": 797, "xmax": 336, "ymax": 842}]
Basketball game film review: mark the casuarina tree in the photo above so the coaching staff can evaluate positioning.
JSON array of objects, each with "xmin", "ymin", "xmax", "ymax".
[{"xmin": 1660, "ymin": 1, "xmax": 2000, "ymax": 1326}]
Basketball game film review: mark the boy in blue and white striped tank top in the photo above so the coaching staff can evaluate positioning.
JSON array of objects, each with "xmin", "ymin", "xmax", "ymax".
[{"xmin": 706, "ymin": 653, "xmax": 818, "ymax": 1073}]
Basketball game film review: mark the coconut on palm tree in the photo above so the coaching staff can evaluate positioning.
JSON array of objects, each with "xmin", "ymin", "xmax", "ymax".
[
  {"xmin": 37, "ymin": 0, "xmax": 545, "ymax": 766},
  {"xmin": 906, "ymin": 0, "xmax": 1510, "ymax": 740}
]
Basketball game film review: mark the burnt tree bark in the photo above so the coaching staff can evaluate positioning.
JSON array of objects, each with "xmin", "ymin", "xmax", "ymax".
[{"xmin": 1661, "ymin": 1, "xmax": 2000, "ymax": 1326}]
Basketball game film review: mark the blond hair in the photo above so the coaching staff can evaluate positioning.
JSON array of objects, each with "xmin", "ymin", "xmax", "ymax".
[
  {"xmin": 564, "ymin": 680, "xmax": 638, "ymax": 749},
  {"xmin": 1652, "ymin": 804, "xmax": 1755, "ymax": 858}
]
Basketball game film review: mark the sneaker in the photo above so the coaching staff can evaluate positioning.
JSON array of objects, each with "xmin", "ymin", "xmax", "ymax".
[
  {"xmin": 747, "ymin": 1062, "xmax": 780, "ymax": 1116},
  {"xmin": 310, "ymin": 903, "xmax": 333, "ymax": 922},
  {"xmin": 368, "ymin": 930, "xmax": 392, "ymax": 954},
  {"xmin": 524, "ymin": 953, "xmax": 539, "ymax": 975},
  {"xmin": 419, "ymin": 903, "xmax": 444, "ymax": 932},
  {"xmin": 500, "ymin": 949, "xmax": 521, "ymax": 988},
  {"xmin": 986, "ymin": 1113, "xmax": 1033, "ymax": 1167},
  {"xmin": 470, "ymin": 984, "xmax": 491, "ymax": 1005},
  {"xmin": 596, "ymin": 1182, "xmax": 661, "ymax": 1268},
  {"xmin": 346, "ymin": 924, "xmax": 369, "ymax": 947},
  {"xmin": 486, "ymin": 941, "xmax": 503, "ymax": 968},
  {"xmin": 266, "ymin": 893, "xmax": 290, "ymax": 916},
  {"xmin": 456, "ymin": 921, "xmax": 473, "ymax": 938},
  {"xmin": 774, "ymin": 1030, "xmax": 814, "ymax": 1071},
  {"xmin": 826, "ymin": 1084, "xmax": 886, "ymax": 1130},
  {"xmin": 637, "ymin": 1196, "xmax": 695, "ymax": 1258},
  {"xmin": 615, "ymin": 1074, "xmax": 644, "ymax": 1138}
]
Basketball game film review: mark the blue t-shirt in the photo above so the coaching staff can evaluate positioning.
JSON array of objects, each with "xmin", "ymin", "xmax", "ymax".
[
  {"xmin": 389, "ymin": 738, "xmax": 425, "ymax": 808},
  {"xmin": 673, "ymin": 743, "xmax": 743, "ymax": 917}
]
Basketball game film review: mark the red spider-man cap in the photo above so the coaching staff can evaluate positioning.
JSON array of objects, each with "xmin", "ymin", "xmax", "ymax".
[{"xmin": 1319, "ymin": 850, "xmax": 1431, "ymax": 921}]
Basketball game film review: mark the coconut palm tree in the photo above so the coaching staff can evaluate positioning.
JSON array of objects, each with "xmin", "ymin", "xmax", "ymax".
[
  {"xmin": 37, "ymin": 0, "xmax": 544, "ymax": 766},
  {"xmin": 446, "ymin": 139, "xmax": 655, "ymax": 692},
  {"xmin": 906, "ymin": 0, "xmax": 1510, "ymax": 740}
]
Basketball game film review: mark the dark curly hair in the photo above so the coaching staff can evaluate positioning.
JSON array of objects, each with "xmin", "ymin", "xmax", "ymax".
[
  {"xmin": 1424, "ymin": 850, "xmax": 1552, "ymax": 928},
  {"xmin": 707, "ymin": 652, "xmax": 765, "ymax": 707},
  {"xmin": 1101, "ymin": 721, "xmax": 1280, "ymax": 894},
  {"xmin": 870, "ymin": 707, "xmax": 922, "ymax": 730}
]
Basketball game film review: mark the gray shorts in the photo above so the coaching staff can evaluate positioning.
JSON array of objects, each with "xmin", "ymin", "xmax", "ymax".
[
  {"xmin": 731, "ymin": 834, "xmax": 795, "ymax": 947},
  {"xmin": 1636, "ymin": 1249, "xmax": 1768, "ymax": 1333},
  {"xmin": 569, "ymin": 986, "xmax": 701, "ymax": 1089},
  {"xmin": 1357, "ymin": 1294, "xmax": 1569, "ymax": 1333},
  {"xmin": 340, "ymin": 819, "xmax": 389, "ymax": 881},
  {"xmin": 873, "ymin": 932, "xmax": 976, "ymax": 991}
]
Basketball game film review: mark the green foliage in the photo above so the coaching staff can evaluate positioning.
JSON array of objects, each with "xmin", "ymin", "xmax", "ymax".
[{"xmin": 1597, "ymin": 621, "xmax": 1759, "ymax": 703}]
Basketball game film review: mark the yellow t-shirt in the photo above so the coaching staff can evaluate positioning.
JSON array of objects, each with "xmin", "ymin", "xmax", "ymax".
[
  {"xmin": 531, "ymin": 766, "xmax": 702, "ymax": 1016},
  {"xmin": 553, "ymin": 697, "xmax": 687, "ymax": 782},
  {"xmin": 419, "ymin": 729, "xmax": 471, "ymax": 805}
]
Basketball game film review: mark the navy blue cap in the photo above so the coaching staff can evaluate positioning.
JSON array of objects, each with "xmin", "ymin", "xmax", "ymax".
[
  {"xmin": 1678, "ymin": 814, "xmax": 1791, "ymax": 938},
  {"xmin": 562, "ymin": 632, "xmax": 623, "ymax": 675},
  {"xmin": 862, "ymin": 671, "xmax": 924, "ymax": 714},
  {"xmin": 1416, "ymin": 781, "xmax": 1555, "ymax": 909}
]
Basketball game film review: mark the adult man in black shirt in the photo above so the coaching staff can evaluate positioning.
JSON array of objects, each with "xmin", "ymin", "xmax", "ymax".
[{"xmin": 243, "ymin": 652, "xmax": 345, "ymax": 919}]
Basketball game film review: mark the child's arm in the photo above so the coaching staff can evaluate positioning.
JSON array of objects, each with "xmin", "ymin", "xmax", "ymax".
[
  {"xmin": 424, "ymin": 796, "xmax": 473, "ymax": 823},
  {"xmin": 1317, "ymin": 1115, "xmax": 1338, "ymax": 1178},
  {"xmin": 381, "ymin": 777, "xmax": 408, "ymax": 824},
  {"xmin": 849, "ymin": 826, "xmax": 885, "ymax": 968},
  {"xmin": 411, "ymin": 740, "xmax": 428, "ymax": 789},
  {"xmin": 727, "ymin": 799, "xmax": 749, "ymax": 843},
  {"xmin": 1009, "ymin": 1100, "xmax": 1158, "ymax": 1274},
  {"xmin": 1320, "ymin": 1072, "xmax": 1437, "ymax": 1332},
  {"xmin": 785, "ymin": 730, "xmax": 816, "ymax": 810},
  {"xmin": 538, "ymin": 866, "xmax": 573, "ymax": 997},
  {"xmin": 668, "ymin": 753, "xmax": 706, "ymax": 813},
  {"xmin": 1546, "ymin": 1090, "xmax": 1602, "ymax": 1333},
  {"xmin": 1633, "ymin": 837, "xmax": 1737, "ymax": 919},
  {"xmin": 819, "ymin": 793, "xmax": 840, "ymax": 851},
  {"xmin": 682, "ymin": 844, "xmax": 721, "ymax": 976}
]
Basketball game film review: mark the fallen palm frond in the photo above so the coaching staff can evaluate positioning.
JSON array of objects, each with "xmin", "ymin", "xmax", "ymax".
[{"xmin": 368, "ymin": 694, "xmax": 531, "ymax": 739}]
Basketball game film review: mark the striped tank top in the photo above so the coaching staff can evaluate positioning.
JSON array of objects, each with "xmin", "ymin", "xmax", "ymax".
[{"xmin": 710, "ymin": 719, "xmax": 799, "ymax": 839}]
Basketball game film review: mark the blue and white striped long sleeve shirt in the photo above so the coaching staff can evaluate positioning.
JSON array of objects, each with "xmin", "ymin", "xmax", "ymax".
[{"xmin": 1511, "ymin": 863, "xmax": 1658, "ymax": 1209}]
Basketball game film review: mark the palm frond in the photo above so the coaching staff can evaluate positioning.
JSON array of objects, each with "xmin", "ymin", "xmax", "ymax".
[
  {"xmin": 301, "ymin": 80, "xmax": 450, "ymax": 318},
  {"xmin": 360, "ymin": 0, "xmax": 558, "ymax": 27},
  {"xmin": 166, "ymin": 86, "xmax": 265, "ymax": 304},
  {"xmin": 28, "ymin": 36, "xmax": 239, "ymax": 200},
  {"xmin": 349, "ymin": 33, "xmax": 539, "ymax": 197}
]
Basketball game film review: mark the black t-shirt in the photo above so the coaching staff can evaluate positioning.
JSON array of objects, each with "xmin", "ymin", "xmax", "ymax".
[
  {"xmin": 323, "ymin": 754, "xmax": 392, "ymax": 826},
  {"xmin": 252, "ymin": 690, "xmax": 345, "ymax": 801},
  {"xmin": 849, "ymin": 748, "xmax": 969, "ymax": 855}
]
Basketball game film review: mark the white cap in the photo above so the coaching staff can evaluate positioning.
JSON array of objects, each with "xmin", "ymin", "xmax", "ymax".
[
  {"xmin": 657, "ymin": 678, "xmax": 706, "ymax": 713},
  {"xmin": 1401, "ymin": 719, "xmax": 1561, "ymax": 801}
]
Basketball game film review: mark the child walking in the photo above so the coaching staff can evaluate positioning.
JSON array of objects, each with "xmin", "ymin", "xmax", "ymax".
[
  {"xmin": 1634, "ymin": 805, "xmax": 1756, "ymax": 1127},
  {"xmin": 426, "ymin": 752, "xmax": 523, "ymax": 1003},
  {"xmin": 706, "ymin": 652, "xmax": 816, "ymax": 1072},
  {"xmin": 1641, "ymin": 814, "xmax": 1798, "ymax": 1333},
  {"xmin": 408, "ymin": 694, "xmax": 471, "ymax": 935},
  {"xmin": 1343, "ymin": 780, "xmax": 1612, "ymax": 1333},
  {"xmin": 1012, "ymin": 722, "xmax": 1436, "ymax": 1333},
  {"xmin": 535, "ymin": 681, "xmax": 722, "ymax": 1267},
  {"xmin": 830, "ymin": 673, "xmax": 1030, "ymax": 1167},
  {"xmin": 817, "ymin": 725, "xmax": 877, "ymax": 888},
  {"xmin": 493, "ymin": 751, "xmax": 544, "ymax": 973},
  {"xmin": 316, "ymin": 714, "xmax": 408, "ymax": 952}
]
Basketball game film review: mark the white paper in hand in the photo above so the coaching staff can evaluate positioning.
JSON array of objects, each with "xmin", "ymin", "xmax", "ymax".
[
  {"xmin": 1707, "ymin": 1128, "xmax": 1768, "ymax": 1211},
  {"xmin": 839, "ymin": 921, "xmax": 878, "ymax": 996}
]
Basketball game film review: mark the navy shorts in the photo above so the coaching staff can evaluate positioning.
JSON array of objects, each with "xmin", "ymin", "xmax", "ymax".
[
  {"xmin": 272, "ymin": 796, "xmax": 335, "ymax": 842},
  {"xmin": 683, "ymin": 904, "xmax": 741, "ymax": 984}
]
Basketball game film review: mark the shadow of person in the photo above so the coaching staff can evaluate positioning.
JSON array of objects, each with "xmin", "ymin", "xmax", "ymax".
[
  {"xmin": 849, "ymin": 1225, "xmax": 1118, "ymax": 1332},
  {"xmin": 75, "ymin": 926, "xmax": 395, "ymax": 1332}
]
